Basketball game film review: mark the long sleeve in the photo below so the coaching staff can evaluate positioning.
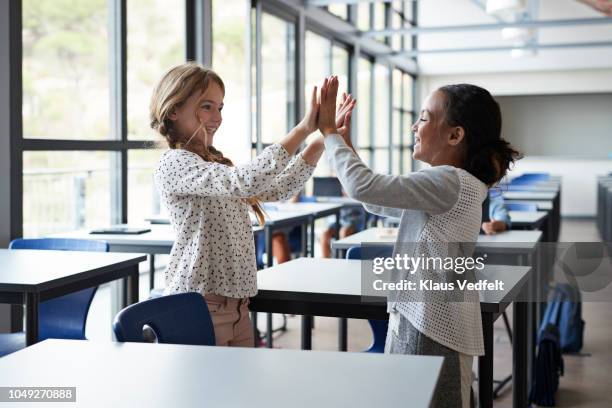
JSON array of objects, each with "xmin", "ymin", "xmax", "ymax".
[
  {"xmin": 324, "ymin": 134, "xmax": 461, "ymax": 215},
  {"xmin": 489, "ymin": 194, "xmax": 512, "ymax": 228},
  {"xmin": 257, "ymin": 152, "xmax": 316, "ymax": 202},
  {"xmin": 362, "ymin": 203, "xmax": 403, "ymax": 219},
  {"xmin": 155, "ymin": 144, "xmax": 291, "ymax": 199}
]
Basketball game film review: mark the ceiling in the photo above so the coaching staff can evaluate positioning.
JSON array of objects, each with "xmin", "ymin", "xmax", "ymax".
[{"xmin": 412, "ymin": 0, "xmax": 612, "ymax": 74}]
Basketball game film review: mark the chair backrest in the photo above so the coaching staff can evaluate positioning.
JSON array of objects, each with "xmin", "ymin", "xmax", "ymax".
[
  {"xmin": 505, "ymin": 202, "xmax": 538, "ymax": 212},
  {"xmin": 113, "ymin": 292, "xmax": 216, "ymax": 346},
  {"xmin": 346, "ymin": 245, "xmax": 393, "ymax": 261},
  {"xmin": 313, "ymin": 177, "xmax": 343, "ymax": 197},
  {"xmin": 9, "ymin": 238, "xmax": 109, "ymax": 252},
  {"xmin": 8, "ymin": 238, "xmax": 108, "ymax": 341}
]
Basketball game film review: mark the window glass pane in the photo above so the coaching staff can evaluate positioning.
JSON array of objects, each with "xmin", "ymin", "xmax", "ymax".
[
  {"xmin": 403, "ymin": 147, "xmax": 413, "ymax": 173},
  {"xmin": 403, "ymin": 73, "xmax": 414, "ymax": 111},
  {"xmin": 391, "ymin": 4, "xmax": 402, "ymax": 50},
  {"xmin": 261, "ymin": 13, "xmax": 295, "ymax": 144},
  {"xmin": 374, "ymin": 63, "xmax": 390, "ymax": 147},
  {"xmin": 374, "ymin": 3, "xmax": 386, "ymax": 43},
  {"xmin": 22, "ymin": 0, "xmax": 109, "ymax": 140},
  {"xmin": 23, "ymin": 151, "xmax": 115, "ymax": 237},
  {"xmin": 305, "ymin": 31, "xmax": 333, "ymax": 177},
  {"xmin": 357, "ymin": 58, "xmax": 371, "ymax": 149},
  {"xmin": 393, "ymin": 110, "xmax": 401, "ymax": 147},
  {"xmin": 128, "ymin": 149, "xmax": 165, "ymax": 222},
  {"xmin": 358, "ymin": 149, "xmax": 372, "ymax": 168},
  {"xmin": 392, "ymin": 148, "xmax": 401, "ymax": 175},
  {"xmin": 212, "ymin": 0, "xmax": 250, "ymax": 164},
  {"xmin": 374, "ymin": 149, "xmax": 390, "ymax": 174},
  {"xmin": 392, "ymin": 68, "xmax": 402, "ymax": 108},
  {"xmin": 328, "ymin": 4, "xmax": 348, "ymax": 20},
  {"xmin": 127, "ymin": 0, "xmax": 185, "ymax": 141},
  {"xmin": 305, "ymin": 31, "xmax": 330, "ymax": 108},
  {"xmin": 357, "ymin": 3, "xmax": 370, "ymax": 31},
  {"xmin": 332, "ymin": 45, "xmax": 350, "ymax": 103}
]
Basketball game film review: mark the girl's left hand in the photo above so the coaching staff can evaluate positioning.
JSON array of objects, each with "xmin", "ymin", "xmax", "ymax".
[{"xmin": 297, "ymin": 85, "xmax": 319, "ymax": 134}]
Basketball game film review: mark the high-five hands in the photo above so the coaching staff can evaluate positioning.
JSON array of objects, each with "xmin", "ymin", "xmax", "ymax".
[{"xmin": 318, "ymin": 76, "xmax": 356, "ymax": 146}]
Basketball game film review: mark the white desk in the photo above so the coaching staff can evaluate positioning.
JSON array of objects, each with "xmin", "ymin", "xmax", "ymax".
[
  {"xmin": 0, "ymin": 339, "xmax": 443, "ymax": 408},
  {"xmin": 251, "ymin": 258, "xmax": 532, "ymax": 408}
]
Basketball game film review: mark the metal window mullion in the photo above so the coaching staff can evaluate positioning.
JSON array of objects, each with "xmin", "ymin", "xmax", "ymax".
[
  {"xmin": 349, "ymin": 42, "xmax": 359, "ymax": 147},
  {"xmin": 411, "ymin": 0, "xmax": 418, "ymax": 173},
  {"xmin": 108, "ymin": 0, "xmax": 127, "ymax": 224},
  {"xmin": 296, "ymin": 11, "xmax": 306, "ymax": 126},
  {"xmin": 187, "ymin": 0, "xmax": 212, "ymax": 65},
  {"xmin": 368, "ymin": 60, "xmax": 375, "ymax": 169}
]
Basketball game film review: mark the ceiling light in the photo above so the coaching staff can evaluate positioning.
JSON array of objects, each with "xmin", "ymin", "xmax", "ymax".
[{"xmin": 486, "ymin": 0, "xmax": 527, "ymax": 16}]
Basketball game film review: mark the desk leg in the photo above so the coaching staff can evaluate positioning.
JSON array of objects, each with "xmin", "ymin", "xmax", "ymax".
[
  {"xmin": 513, "ymin": 300, "xmax": 528, "ymax": 408},
  {"xmin": 301, "ymin": 316, "xmax": 312, "ymax": 350},
  {"xmin": 309, "ymin": 217, "xmax": 316, "ymax": 257},
  {"xmin": 265, "ymin": 226, "xmax": 274, "ymax": 348},
  {"xmin": 478, "ymin": 312, "xmax": 494, "ymax": 408},
  {"xmin": 338, "ymin": 318, "xmax": 347, "ymax": 351},
  {"xmin": 122, "ymin": 265, "xmax": 140, "ymax": 308},
  {"xmin": 149, "ymin": 254, "xmax": 155, "ymax": 291},
  {"xmin": 25, "ymin": 292, "xmax": 40, "ymax": 346}
]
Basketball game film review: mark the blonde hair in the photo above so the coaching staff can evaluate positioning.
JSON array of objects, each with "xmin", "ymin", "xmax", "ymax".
[{"xmin": 150, "ymin": 62, "xmax": 266, "ymax": 225}]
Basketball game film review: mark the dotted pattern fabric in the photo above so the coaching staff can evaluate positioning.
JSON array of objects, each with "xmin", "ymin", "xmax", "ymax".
[
  {"xmin": 154, "ymin": 144, "xmax": 315, "ymax": 298},
  {"xmin": 393, "ymin": 168, "xmax": 487, "ymax": 356}
]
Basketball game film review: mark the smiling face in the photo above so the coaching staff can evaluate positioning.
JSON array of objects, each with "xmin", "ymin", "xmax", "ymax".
[
  {"xmin": 411, "ymin": 90, "xmax": 464, "ymax": 166},
  {"xmin": 170, "ymin": 81, "xmax": 224, "ymax": 147}
]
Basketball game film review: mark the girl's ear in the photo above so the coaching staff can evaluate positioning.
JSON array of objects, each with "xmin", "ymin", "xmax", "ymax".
[
  {"xmin": 168, "ymin": 108, "xmax": 178, "ymax": 121},
  {"xmin": 448, "ymin": 126, "xmax": 465, "ymax": 146}
]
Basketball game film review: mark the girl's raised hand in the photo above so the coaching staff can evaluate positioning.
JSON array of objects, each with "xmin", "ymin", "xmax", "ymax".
[
  {"xmin": 297, "ymin": 85, "xmax": 319, "ymax": 134},
  {"xmin": 318, "ymin": 76, "xmax": 339, "ymax": 136}
]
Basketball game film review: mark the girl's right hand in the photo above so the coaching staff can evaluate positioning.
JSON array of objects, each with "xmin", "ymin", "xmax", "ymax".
[{"xmin": 318, "ymin": 76, "xmax": 339, "ymax": 136}]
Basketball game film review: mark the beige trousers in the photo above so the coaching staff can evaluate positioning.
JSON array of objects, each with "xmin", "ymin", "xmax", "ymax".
[{"xmin": 204, "ymin": 294, "xmax": 254, "ymax": 347}]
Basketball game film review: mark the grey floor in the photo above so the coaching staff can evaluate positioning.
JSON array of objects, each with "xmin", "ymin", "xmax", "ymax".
[{"xmin": 85, "ymin": 219, "xmax": 612, "ymax": 407}]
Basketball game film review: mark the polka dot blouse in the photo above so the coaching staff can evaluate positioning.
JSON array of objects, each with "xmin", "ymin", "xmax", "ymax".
[{"xmin": 154, "ymin": 144, "xmax": 315, "ymax": 299}]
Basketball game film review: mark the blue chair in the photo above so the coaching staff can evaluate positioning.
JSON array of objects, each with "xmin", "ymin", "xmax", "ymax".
[
  {"xmin": 0, "ymin": 238, "xmax": 108, "ymax": 357},
  {"xmin": 113, "ymin": 293, "xmax": 215, "ymax": 346},
  {"xmin": 505, "ymin": 202, "xmax": 538, "ymax": 212},
  {"xmin": 347, "ymin": 245, "xmax": 393, "ymax": 353}
]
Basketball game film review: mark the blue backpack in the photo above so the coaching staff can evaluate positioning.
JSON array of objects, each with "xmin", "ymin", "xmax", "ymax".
[
  {"xmin": 530, "ymin": 323, "xmax": 564, "ymax": 406},
  {"xmin": 554, "ymin": 283, "xmax": 585, "ymax": 353}
]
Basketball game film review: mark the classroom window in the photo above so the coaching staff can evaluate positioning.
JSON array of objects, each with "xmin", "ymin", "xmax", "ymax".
[
  {"xmin": 127, "ymin": 0, "xmax": 185, "ymax": 141},
  {"xmin": 374, "ymin": 63, "xmax": 390, "ymax": 149},
  {"xmin": 261, "ymin": 13, "xmax": 295, "ymax": 144},
  {"xmin": 212, "ymin": 0, "xmax": 251, "ymax": 164},
  {"xmin": 22, "ymin": 151, "xmax": 115, "ymax": 237},
  {"xmin": 22, "ymin": 0, "xmax": 109, "ymax": 140},
  {"xmin": 356, "ymin": 3, "xmax": 370, "ymax": 32},
  {"xmin": 357, "ymin": 57, "xmax": 372, "ymax": 151},
  {"xmin": 328, "ymin": 4, "xmax": 348, "ymax": 20},
  {"xmin": 128, "ymin": 149, "xmax": 165, "ymax": 223}
]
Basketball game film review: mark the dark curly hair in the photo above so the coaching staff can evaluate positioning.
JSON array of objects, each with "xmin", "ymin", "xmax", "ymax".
[{"xmin": 438, "ymin": 84, "xmax": 522, "ymax": 186}]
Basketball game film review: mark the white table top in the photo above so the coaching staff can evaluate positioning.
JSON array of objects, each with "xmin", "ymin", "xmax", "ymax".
[
  {"xmin": 48, "ymin": 224, "xmax": 264, "ymax": 248},
  {"xmin": 508, "ymin": 211, "xmax": 548, "ymax": 224},
  {"xmin": 0, "ymin": 250, "xmax": 145, "ymax": 291},
  {"xmin": 256, "ymin": 258, "xmax": 531, "ymax": 313},
  {"xmin": 0, "ymin": 339, "xmax": 443, "ymax": 408},
  {"xmin": 331, "ymin": 228, "xmax": 542, "ymax": 251},
  {"xmin": 504, "ymin": 199, "xmax": 553, "ymax": 211},
  {"xmin": 502, "ymin": 191, "xmax": 558, "ymax": 201}
]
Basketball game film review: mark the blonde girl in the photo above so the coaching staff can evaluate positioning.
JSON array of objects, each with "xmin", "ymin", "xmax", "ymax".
[{"xmin": 151, "ymin": 63, "xmax": 354, "ymax": 347}]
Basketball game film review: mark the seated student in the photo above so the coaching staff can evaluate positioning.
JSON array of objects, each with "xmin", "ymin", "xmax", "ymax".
[
  {"xmin": 481, "ymin": 193, "xmax": 511, "ymax": 235},
  {"xmin": 318, "ymin": 77, "xmax": 521, "ymax": 408},
  {"xmin": 321, "ymin": 193, "xmax": 362, "ymax": 258}
]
